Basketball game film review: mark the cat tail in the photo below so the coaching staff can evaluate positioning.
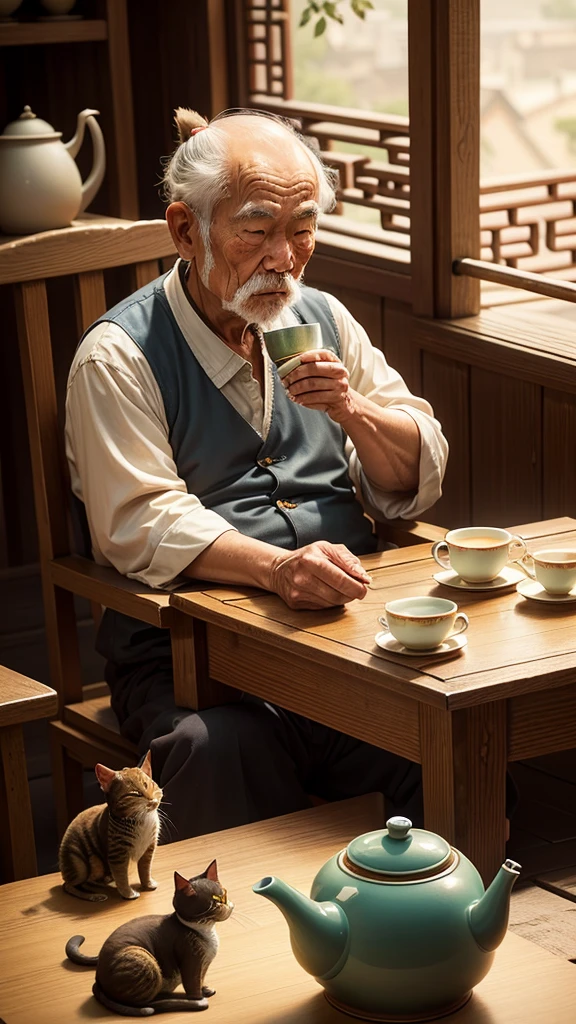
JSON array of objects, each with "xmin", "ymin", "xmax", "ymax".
[
  {"xmin": 143, "ymin": 996, "xmax": 209, "ymax": 1012},
  {"xmin": 65, "ymin": 934, "xmax": 99, "ymax": 966},
  {"xmin": 93, "ymin": 982, "xmax": 209, "ymax": 1015},
  {"xmin": 92, "ymin": 982, "xmax": 155, "ymax": 1016}
]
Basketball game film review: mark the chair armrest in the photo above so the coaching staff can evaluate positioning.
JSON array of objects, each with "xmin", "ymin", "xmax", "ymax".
[
  {"xmin": 375, "ymin": 519, "xmax": 447, "ymax": 548},
  {"xmin": 50, "ymin": 555, "xmax": 174, "ymax": 628},
  {"xmin": 0, "ymin": 665, "xmax": 57, "ymax": 728}
]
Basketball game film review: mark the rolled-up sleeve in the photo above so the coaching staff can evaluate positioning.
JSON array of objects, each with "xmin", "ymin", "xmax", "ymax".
[
  {"xmin": 324, "ymin": 294, "xmax": 448, "ymax": 520},
  {"xmin": 65, "ymin": 327, "xmax": 236, "ymax": 590}
]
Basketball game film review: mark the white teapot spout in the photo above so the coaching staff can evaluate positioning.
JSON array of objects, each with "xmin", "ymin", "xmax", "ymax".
[{"xmin": 65, "ymin": 109, "xmax": 106, "ymax": 213}]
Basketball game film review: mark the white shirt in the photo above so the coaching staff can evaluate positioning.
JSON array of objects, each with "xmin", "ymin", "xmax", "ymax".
[{"xmin": 65, "ymin": 261, "xmax": 448, "ymax": 590}]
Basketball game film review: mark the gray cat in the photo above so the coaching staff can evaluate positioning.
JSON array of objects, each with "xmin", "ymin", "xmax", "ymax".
[{"xmin": 66, "ymin": 860, "xmax": 233, "ymax": 1015}]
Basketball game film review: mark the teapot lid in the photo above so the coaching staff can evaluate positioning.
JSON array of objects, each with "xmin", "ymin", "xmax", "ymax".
[
  {"xmin": 1, "ymin": 106, "xmax": 61, "ymax": 140},
  {"xmin": 345, "ymin": 817, "xmax": 453, "ymax": 879}
]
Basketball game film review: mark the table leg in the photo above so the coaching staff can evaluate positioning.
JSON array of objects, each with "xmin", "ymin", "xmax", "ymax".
[
  {"xmin": 419, "ymin": 702, "xmax": 507, "ymax": 885},
  {"xmin": 171, "ymin": 610, "xmax": 240, "ymax": 709},
  {"xmin": 0, "ymin": 724, "xmax": 37, "ymax": 880}
]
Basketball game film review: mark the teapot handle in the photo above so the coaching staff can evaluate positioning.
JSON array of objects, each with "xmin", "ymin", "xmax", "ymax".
[{"xmin": 78, "ymin": 112, "xmax": 106, "ymax": 214}]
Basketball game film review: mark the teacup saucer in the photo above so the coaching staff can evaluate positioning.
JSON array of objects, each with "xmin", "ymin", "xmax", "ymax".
[
  {"xmin": 433, "ymin": 565, "xmax": 526, "ymax": 591},
  {"xmin": 516, "ymin": 578, "xmax": 576, "ymax": 603},
  {"xmin": 374, "ymin": 631, "xmax": 468, "ymax": 657}
]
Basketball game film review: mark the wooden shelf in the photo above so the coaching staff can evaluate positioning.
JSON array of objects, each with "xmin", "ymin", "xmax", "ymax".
[{"xmin": 0, "ymin": 19, "xmax": 107, "ymax": 47}]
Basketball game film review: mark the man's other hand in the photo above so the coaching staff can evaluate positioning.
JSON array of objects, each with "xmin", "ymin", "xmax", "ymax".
[{"xmin": 269, "ymin": 540, "xmax": 372, "ymax": 609}]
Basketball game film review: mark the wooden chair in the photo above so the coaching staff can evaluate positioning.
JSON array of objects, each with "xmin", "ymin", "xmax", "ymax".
[
  {"xmin": 2, "ymin": 214, "xmax": 445, "ymax": 838},
  {"xmin": 2, "ymin": 215, "xmax": 181, "ymax": 837},
  {"xmin": 0, "ymin": 664, "xmax": 57, "ymax": 880}
]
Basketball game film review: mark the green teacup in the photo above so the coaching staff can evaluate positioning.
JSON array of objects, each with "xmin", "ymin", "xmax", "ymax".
[{"xmin": 262, "ymin": 322, "xmax": 323, "ymax": 379}]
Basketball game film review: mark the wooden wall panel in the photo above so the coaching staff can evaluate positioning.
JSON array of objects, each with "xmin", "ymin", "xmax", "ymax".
[
  {"xmin": 128, "ymin": 0, "xmax": 226, "ymax": 220},
  {"xmin": 382, "ymin": 301, "xmax": 422, "ymax": 395},
  {"xmin": 543, "ymin": 389, "xmax": 576, "ymax": 521},
  {"xmin": 470, "ymin": 369, "xmax": 542, "ymax": 527},
  {"xmin": 422, "ymin": 352, "xmax": 470, "ymax": 528}
]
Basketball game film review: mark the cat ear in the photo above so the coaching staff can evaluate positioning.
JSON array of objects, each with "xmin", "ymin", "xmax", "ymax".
[
  {"xmin": 140, "ymin": 750, "xmax": 153, "ymax": 778},
  {"xmin": 174, "ymin": 871, "xmax": 195, "ymax": 895},
  {"xmin": 94, "ymin": 763, "xmax": 117, "ymax": 792},
  {"xmin": 204, "ymin": 859, "xmax": 219, "ymax": 882}
]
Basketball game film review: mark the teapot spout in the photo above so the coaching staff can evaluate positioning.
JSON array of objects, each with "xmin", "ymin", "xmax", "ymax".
[
  {"xmin": 468, "ymin": 859, "xmax": 521, "ymax": 952},
  {"xmin": 253, "ymin": 875, "xmax": 349, "ymax": 979}
]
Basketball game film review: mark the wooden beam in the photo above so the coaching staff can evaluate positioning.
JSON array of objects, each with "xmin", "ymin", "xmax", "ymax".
[
  {"xmin": 455, "ymin": 257, "xmax": 576, "ymax": 304},
  {"xmin": 408, "ymin": 0, "xmax": 481, "ymax": 318}
]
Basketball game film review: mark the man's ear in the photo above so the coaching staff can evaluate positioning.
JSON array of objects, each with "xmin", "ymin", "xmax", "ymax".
[{"xmin": 165, "ymin": 202, "xmax": 199, "ymax": 261}]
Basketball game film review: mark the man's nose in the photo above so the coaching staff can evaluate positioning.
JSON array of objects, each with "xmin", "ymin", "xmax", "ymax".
[{"xmin": 261, "ymin": 234, "xmax": 294, "ymax": 274}]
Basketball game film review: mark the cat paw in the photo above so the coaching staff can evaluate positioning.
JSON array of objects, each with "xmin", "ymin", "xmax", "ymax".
[
  {"xmin": 118, "ymin": 887, "xmax": 140, "ymax": 900},
  {"xmin": 189, "ymin": 997, "xmax": 209, "ymax": 1010},
  {"xmin": 202, "ymin": 987, "xmax": 216, "ymax": 998},
  {"xmin": 140, "ymin": 877, "xmax": 158, "ymax": 891}
]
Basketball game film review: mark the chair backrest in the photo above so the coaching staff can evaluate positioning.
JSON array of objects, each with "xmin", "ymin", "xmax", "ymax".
[{"xmin": 0, "ymin": 216, "xmax": 177, "ymax": 709}]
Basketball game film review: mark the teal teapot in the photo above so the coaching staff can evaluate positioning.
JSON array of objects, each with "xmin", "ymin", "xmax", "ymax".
[{"xmin": 253, "ymin": 816, "xmax": 520, "ymax": 1022}]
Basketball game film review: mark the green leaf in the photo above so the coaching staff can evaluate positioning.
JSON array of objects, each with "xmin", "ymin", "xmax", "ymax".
[
  {"xmin": 324, "ymin": 1, "xmax": 338, "ymax": 15},
  {"xmin": 314, "ymin": 15, "xmax": 327, "ymax": 35},
  {"xmin": 299, "ymin": 6, "xmax": 312, "ymax": 26}
]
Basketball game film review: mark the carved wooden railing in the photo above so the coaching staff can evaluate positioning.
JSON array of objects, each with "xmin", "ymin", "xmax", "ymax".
[
  {"xmin": 245, "ymin": 0, "xmax": 293, "ymax": 99},
  {"xmin": 480, "ymin": 171, "xmax": 576, "ymax": 281},
  {"xmin": 250, "ymin": 94, "xmax": 576, "ymax": 290}
]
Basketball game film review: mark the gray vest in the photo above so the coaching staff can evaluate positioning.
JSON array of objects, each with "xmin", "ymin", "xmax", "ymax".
[{"xmin": 92, "ymin": 269, "xmax": 376, "ymax": 667}]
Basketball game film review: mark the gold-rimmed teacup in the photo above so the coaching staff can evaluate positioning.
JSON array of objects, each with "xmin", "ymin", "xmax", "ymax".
[
  {"xmin": 431, "ymin": 527, "xmax": 527, "ymax": 583},
  {"xmin": 378, "ymin": 596, "xmax": 469, "ymax": 651},
  {"xmin": 520, "ymin": 549, "xmax": 576, "ymax": 595}
]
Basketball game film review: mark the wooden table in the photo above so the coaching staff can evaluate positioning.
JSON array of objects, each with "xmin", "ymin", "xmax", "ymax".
[
  {"xmin": 0, "ymin": 665, "xmax": 57, "ymax": 880},
  {"xmin": 171, "ymin": 517, "xmax": 576, "ymax": 885},
  {"xmin": 2, "ymin": 794, "xmax": 576, "ymax": 1023}
]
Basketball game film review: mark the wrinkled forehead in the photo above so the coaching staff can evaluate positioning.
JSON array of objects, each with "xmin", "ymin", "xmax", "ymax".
[{"xmin": 216, "ymin": 117, "xmax": 320, "ymax": 215}]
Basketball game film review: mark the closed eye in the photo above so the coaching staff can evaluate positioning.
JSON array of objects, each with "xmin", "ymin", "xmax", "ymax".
[{"xmin": 127, "ymin": 791, "xmax": 145, "ymax": 797}]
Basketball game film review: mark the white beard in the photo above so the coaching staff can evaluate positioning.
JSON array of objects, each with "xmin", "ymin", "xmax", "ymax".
[{"xmin": 221, "ymin": 272, "xmax": 303, "ymax": 329}]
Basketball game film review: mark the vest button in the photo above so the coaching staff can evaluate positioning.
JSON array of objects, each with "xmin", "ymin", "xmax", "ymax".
[{"xmin": 276, "ymin": 499, "xmax": 298, "ymax": 510}]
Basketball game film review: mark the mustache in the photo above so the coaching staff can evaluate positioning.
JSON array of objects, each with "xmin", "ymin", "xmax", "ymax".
[{"xmin": 235, "ymin": 272, "xmax": 298, "ymax": 301}]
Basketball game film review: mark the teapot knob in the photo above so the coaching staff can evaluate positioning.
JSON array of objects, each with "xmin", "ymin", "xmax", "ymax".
[
  {"xmin": 386, "ymin": 816, "xmax": 412, "ymax": 839},
  {"xmin": 20, "ymin": 105, "xmax": 36, "ymax": 120}
]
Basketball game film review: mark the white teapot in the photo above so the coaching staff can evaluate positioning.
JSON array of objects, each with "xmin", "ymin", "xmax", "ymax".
[{"xmin": 0, "ymin": 106, "xmax": 106, "ymax": 235}]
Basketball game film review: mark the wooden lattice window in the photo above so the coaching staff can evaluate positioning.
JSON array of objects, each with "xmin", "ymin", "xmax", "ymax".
[{"xmin": 245, "ymin": 0, "xmax": 293, "ymax": 100}]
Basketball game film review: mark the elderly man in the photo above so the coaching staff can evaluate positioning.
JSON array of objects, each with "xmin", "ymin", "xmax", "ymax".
[{"xmin": 66, "ymin": 108, "xmax": 448, "ymax": 838}]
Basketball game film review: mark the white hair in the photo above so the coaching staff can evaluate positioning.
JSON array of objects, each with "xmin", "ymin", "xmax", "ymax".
[{"xmin": 162, "ymin": 110, "xmax": 337, "ymax": 275}]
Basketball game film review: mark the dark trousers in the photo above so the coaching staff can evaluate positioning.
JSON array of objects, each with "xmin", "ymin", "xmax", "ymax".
[
  {"xmin": 109, "ymin": 662, "xmax": 518, "ymax": 843},
  {"xmin": 149, "ymin": 695, "xmax": 424, "ymax": 841}
]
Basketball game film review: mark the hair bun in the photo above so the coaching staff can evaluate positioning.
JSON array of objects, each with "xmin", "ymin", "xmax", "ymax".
[{"xmin": 174, "ymin": 107, "xmax": 209, "ymax": 144}]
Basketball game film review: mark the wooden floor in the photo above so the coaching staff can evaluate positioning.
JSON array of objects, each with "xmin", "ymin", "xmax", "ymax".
[
  {"xmin": 17, "ymin": 721, "xmax": 576, "ymax": 964},
  {"xmin": 507, "ymin": 755, "xmax": 576, "ymax": 962}
]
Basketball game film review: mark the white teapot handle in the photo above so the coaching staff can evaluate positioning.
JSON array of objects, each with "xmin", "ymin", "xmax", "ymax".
[{"xmin": 65, "ymin": 109, "xmax": 106, "ymax": 214}]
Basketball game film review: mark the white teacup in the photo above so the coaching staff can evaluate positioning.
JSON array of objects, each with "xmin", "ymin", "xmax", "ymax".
[
  {"xmin": 378, "ymin": 596, "xmax": 469, "ymax": 651},
  {"xmin": 431, "ymin": 527, "xmax": 527, "ymax": 583},
  {"xmin": 520, "ymin": 549, "xmax": 576, "ymax": 595}
]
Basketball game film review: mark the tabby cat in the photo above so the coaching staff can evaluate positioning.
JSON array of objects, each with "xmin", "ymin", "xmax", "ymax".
[
  {"xmin": 66, "ymin": 860, "xmax": 233, "ymax": 1016},
  {"xmin": 59, "ymin": 751, "xmax": 162, "ymax": 902}
]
